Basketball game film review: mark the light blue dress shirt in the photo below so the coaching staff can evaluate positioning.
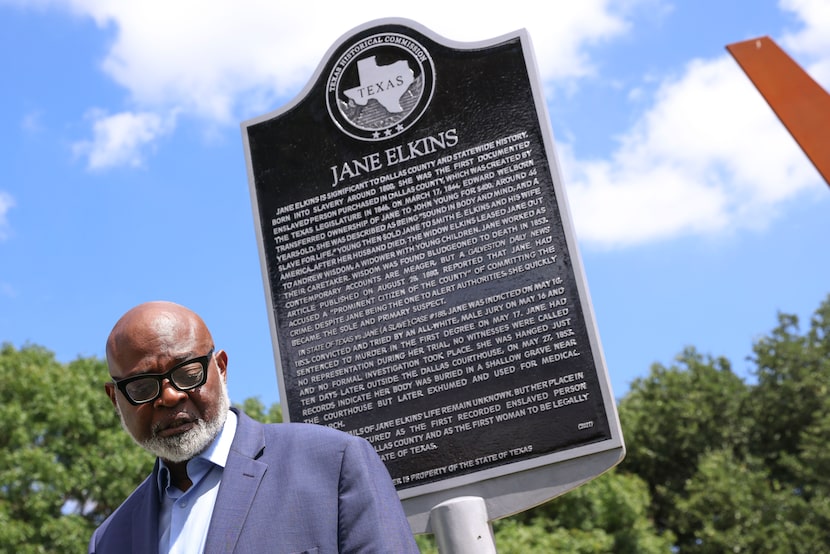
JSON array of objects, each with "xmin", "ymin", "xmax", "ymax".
[{"xmin": 157, "ymin": 410, "xmax": 237, "ymax": 554}]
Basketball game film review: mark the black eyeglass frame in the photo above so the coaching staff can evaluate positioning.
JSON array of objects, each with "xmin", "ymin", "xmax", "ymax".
[{"xmin": 111, "ymin": 348, "xmax": 215, "ymax": 406}]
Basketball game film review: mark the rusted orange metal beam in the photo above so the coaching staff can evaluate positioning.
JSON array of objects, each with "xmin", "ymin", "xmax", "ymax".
[{"xmin": 726, "ymin": 36, "xmax": 830, "ymax": 187}]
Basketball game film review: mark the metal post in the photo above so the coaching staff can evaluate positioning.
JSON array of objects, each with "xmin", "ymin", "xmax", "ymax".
[{"xmin": 430, "ymin": 496, "xmax": 497, "ymax": 554}]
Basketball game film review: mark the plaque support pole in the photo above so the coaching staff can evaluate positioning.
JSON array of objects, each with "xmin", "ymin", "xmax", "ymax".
[{"xmin": 430, "ymin": 496, "xmax": 497, "ymax": 554}]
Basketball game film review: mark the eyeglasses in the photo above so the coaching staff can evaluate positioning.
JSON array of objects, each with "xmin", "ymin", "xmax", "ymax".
[{"xmin": 112, "ymin": 349, "xmax": 214, "ymax": 405}]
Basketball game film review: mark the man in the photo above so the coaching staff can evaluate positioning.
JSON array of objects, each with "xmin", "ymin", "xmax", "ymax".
[{"xmin": 90, "ymin": 301, "xmax": 419, "ymax": 553}]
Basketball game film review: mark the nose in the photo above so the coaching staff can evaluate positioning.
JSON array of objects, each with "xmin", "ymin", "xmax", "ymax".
[{"xmin": 155, "ymin": 379, "xmax": 187, "ymax": 407}]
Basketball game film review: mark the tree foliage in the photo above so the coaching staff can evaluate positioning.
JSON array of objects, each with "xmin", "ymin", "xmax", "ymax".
[
  {"xmin": 495, "ymin": 470, "xmax": 674, "ymax": 553},
  {"xmin": 0, "ymin": 344, "xmax": 154, "ymax": 553},
  {"xmin": 618, "ymin": 295, "xmax": 830, "ymax": 552},
  {"xmin": 234, "ymin": 396, "xmax": 283, "ymax": 423},
  {"xmin": 672, "ymin": 449, "xmax": 823, "ymax": 553},
  {"xmin": 618, "ymin": 347, "xmax": 749, "ymax": 534}
]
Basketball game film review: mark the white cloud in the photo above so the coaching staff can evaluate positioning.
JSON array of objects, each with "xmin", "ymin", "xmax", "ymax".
[
  {"xmin": 25, "ymin": 0, "xmax": 628, "ymax": 170},
  {"xmin": 0, "ymin": 191, "xmax": 14, "ymax": 241},
  {"xmin": 72, "ymin": 110, "xmax": 174, "ymax": 170},
  {"xmin": 781, "ymin": 0, "xmax": 830, "ymax": 83},
  {"xmin": 46, "ymin": 0, "xmax": 630, "ymax": 170},
  {"xmin": 562, "ymin": 0, "xmax": 828, "ymax": 248},
  {"xmin": 54, "ymin": 0, "xmax": 628, "ymax": 122}
]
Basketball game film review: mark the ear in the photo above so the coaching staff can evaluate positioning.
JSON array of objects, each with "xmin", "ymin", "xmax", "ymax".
[
  {"xmin": 104, "ymin": 382, "xmax": 118, "ymax": 408},
  {"xmin": 214, "ymin": 349, "xmax": 229, "ymax": 382}
]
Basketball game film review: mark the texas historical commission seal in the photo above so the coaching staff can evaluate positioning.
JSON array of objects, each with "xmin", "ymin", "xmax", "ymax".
[{"xmin": 326, "ymin": 32, "xmax": 435, "ymax": 142}]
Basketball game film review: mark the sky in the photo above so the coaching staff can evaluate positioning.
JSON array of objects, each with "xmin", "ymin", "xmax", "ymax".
[{"xmin": 1, "ymin": 0, "xmax": 828, "ymax": 408}]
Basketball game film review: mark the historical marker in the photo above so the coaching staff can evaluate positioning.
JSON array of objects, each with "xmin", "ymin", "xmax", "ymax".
[{"xmin": 242, "ymin": 18, "xmax": 624, "ymax": 532}]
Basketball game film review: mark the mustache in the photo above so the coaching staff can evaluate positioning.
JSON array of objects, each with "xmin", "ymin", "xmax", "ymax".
[{"xmin": 152, "ymin": 411, "xmax": 200, "ymax": 435}]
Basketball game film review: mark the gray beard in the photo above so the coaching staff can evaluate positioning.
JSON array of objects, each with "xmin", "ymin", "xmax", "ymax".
[{"xmin": 119, "ymin": 381, "xmax": 230, "ymax": 463}]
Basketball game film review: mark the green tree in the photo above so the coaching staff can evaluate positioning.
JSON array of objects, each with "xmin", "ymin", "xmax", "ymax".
[
  {"xmin": 0, "ymin": 344, "xmax": 154, "ymax": 553},
  {"xmin": 745, "ymin": 298, "xmax": 830, "ymax": 491},
  {"xmin": 618, "ymin": 295, "xmax": 830, "ymax": 552},
  {"xmin": 673, "ymin": 449, "xmax": 824, "ymax": 553},
  {"xmin": 234, "ymin": 396, "xmax": 283, "ymax": 423},
  {"xmin": 618, "ymin": 347, "xmax": 748, "ymax": 534},
  {"xmin": 789, "ymin": 392, "xmax": 830, "ymax": 496},
  {"xmin": 497, "ymin": 470, "xmax": 674, "ymax": 553}
]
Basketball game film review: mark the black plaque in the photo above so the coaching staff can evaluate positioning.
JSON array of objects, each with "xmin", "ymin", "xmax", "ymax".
[{"xmin": 242, "ymin": 19, "xmax": 624, "ymax": 531}]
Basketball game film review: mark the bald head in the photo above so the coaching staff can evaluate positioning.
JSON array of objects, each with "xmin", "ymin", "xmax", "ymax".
[{"xmin": 106, "ymin": 301, "xmax": 213, "ymax": 378}]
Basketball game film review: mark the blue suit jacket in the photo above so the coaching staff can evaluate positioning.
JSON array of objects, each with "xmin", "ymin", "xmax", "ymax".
[{"xmin": 89, "ymin": 409, "xmax": 419, "ymax": 553}]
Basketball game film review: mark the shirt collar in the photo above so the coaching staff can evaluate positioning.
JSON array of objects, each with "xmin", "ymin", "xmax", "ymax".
[
  {"xmin": 156, "ymin": 410, "xmax": 238, "ymax": 494},
  {"xmin": 199, "ymin": 409, "xmax": 237, "ymax": 468}
]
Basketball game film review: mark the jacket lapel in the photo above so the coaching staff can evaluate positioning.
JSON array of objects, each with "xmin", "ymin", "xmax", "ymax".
[
  {"xmin": 203, "ymin": 410, "xmax": 268, "ymax": 554},
  {"xmin": 130, "ymin": 465, "xmax": 162, "ymax": 554}
]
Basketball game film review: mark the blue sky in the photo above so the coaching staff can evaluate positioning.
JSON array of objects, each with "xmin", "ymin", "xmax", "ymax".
[{"xmin": 1, "ymin": 0, "xmax": 828, "ymax": 408}]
